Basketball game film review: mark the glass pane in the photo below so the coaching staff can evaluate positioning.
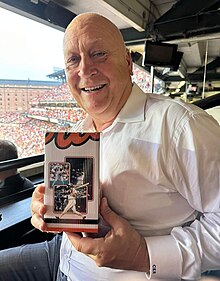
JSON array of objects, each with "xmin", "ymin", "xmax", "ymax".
[
  {"xmin": 0, "ymin": 8, "xmax": 85, "ymax": 158},
  {"xmin": 0, "ymin": 7, "xmax": 164, "ymax": 159}
]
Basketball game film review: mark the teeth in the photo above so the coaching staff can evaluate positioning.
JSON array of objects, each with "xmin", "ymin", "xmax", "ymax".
[{"xmin": 83, "ymin": 84, "xmax": 104, "ymax": 92}]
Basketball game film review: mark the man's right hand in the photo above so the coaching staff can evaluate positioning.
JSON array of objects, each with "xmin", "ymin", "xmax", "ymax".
[{"xmin": 30, "ymin": 184, "xmax": 47, "ymax": 232}]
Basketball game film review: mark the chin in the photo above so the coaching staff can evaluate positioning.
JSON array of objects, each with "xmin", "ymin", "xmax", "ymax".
[{"xmin": 86, "ymin": 102, "xmax": 108, "ymax": 113}]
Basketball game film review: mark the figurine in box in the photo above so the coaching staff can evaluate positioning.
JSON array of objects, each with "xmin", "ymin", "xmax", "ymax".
[{"xmin": 44, "ymin": 132, "xmax": 100, "ymax": 233}]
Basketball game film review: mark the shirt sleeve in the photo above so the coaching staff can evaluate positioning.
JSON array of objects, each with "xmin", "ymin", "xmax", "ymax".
[
  {"xmin": 145, "ymin": 110, "xmax": 220, "ymax": 280},
  {"xmin": 144, "ymin": 235, "xmax": 182, "ymax": 279}
]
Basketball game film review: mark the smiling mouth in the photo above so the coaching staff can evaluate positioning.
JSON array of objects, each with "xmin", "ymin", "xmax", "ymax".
[{"xmin": 81, "ymin": 84, "xmax": 106, "ymax": 92}]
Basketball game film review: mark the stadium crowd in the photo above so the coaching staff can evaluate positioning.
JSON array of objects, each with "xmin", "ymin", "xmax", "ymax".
[
  {"xmin": 0, "ymin": 65, "xmax": 158, "ymax": 158},
  {"xmin": 1, "ymin": 120, "xmax": 70, "ymax": 157},
  {"xmin": 0, "ymin": 84, "xmax": 86, "ymax": 157},
  {"xmin": 31, "ymin": 84, "xmax": 73, "ymax": 103},
  {"xmin": 28, "ymin": 107, "xmax": 86, "ymax": 123}
]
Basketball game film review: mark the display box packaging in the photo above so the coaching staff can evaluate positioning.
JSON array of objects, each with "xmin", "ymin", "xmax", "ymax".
[{"xmin": 44, "ymin": 132, "xmax": 100, "ymax": 233}]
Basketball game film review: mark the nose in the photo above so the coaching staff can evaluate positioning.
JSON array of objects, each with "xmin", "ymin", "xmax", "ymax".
[{"xmin": 78, "ymin": 56, "xmax": 97, "ymax": 78}]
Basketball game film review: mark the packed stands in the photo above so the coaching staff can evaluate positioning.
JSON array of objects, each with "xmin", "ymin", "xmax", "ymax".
[
  {"xmin": 0, "ymin": 65, "xmax": 158, "ymax": 158},
  {"xmin": 0, "ymin": 83, "xmax": 86, "ymax": 157}
]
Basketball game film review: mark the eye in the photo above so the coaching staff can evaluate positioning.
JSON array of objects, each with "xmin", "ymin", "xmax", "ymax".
[
  {"xmin": 66, "ymin": 55, "xmax": 80, "ymax": 67},
  {"xmin": 92, "ymin": 51, "xmax": 107, "ymax": 59}
]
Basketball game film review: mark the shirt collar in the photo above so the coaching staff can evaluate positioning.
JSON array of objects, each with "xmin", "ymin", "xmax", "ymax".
[
  {"xmin": 80, "ymin": 114, "xmax": 96, "ymax": 131},
  {"xmin": 114, "ymin": 83, "xmax": 147, "ymax": 123},
  {"xmin": 80, "ymin": 83, "xmax": 147, "ymax": 131}
]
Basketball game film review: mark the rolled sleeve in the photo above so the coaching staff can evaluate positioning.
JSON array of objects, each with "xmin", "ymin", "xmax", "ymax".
[{"xmin": 144, "ymin": 235, "xmax": 182, "ymax": 280}]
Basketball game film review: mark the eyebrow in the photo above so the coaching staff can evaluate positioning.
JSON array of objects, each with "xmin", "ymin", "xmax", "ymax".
[{"xmin": 86, "ymin": 39, "xmax": 107, "ymax": 50}]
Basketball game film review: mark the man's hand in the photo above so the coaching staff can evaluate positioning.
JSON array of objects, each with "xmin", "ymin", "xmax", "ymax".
[
  {"xmin": 66, "ymin": 197, "xmax": 150, "ymax": 272},
  {"xmin": 30, "ymin": 184, "xmax": 48, "ymax": 232}
]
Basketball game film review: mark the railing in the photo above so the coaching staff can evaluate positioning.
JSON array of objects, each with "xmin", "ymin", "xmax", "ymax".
[
  {"xmin": 0, "ymin": 154, "xmax": 54, "ymax": 250},
  {"xmin": 192, "ymin": 92, "xmax": 220, "ymax": 109},
  {"xmin": 0, "ymin": 154, "xmax": 45, "ymax": 206},
  {"xmin": 0, "ymin": 154, "xmax": 44, "ymax": 172}
]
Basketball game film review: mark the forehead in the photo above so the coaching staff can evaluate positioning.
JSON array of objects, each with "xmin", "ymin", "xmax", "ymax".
[
  {"xmin": 64, "ymin": 34, "xmax": 107, "ymax": 50},
  {"xmin": 64, "ymin": 29, "xmax": 110, "ymax": 51},
  {"xmin": 64, "ymin": 17, "xmax": 123, "ymax": 53}
]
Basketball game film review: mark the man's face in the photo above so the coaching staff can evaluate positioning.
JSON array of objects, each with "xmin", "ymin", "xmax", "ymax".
[{"xmin": 63, "ymin": 15, "xmax": 133, "ymax": 124}]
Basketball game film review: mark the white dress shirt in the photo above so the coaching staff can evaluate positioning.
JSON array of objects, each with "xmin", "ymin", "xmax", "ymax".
[{"xmin": 60, "ymin": 84, "xmax": 220, "ymax": 281}]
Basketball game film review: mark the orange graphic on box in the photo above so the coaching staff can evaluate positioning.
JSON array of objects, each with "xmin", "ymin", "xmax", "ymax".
[{"xmin": 45, "ymin": 132, "xmax": 100, "ymax": 149}]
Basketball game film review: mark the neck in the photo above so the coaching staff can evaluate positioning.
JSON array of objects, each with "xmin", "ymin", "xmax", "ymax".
[
  {"xmin": 92, "ymin": 81, "xmax": 133, "ymax": 131},
  {"xmin": 93, "ymin": 118, "xmax": 115, "ymax": 131}
]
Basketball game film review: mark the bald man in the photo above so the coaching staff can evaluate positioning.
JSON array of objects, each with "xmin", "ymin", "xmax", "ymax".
[{"xmin": 1, "ymin": 13, "xmax": 220, "ymax": 281}]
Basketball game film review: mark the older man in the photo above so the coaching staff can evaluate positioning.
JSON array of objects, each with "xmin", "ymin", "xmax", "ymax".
[{"xmin": 0, "ymin": 13, "xmax": 219, "ymax": 281}]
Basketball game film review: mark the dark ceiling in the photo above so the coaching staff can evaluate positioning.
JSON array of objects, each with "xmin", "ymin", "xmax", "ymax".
[{"xmin": 0, "ymin": 0, "xmax": 220, "ymax": 86}]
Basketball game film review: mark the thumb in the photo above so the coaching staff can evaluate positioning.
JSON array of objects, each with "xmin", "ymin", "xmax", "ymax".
[{"xmin": 100, "ymin": 197, "xmax": 121, "ymax": 229}]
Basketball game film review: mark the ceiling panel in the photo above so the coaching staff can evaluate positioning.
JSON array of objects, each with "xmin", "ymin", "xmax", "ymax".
[{"xmin": 0, "ymin": 0, "xmax": 219, "ymax": 84}]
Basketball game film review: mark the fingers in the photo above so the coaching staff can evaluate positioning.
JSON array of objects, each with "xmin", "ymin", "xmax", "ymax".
[
  {"xmin": 31, "ymin": 213, "xmax": 47, "ymax": 232},
  {"xmin": 31, "ymin": 184, "xmax": 46, "ymax": 216},
  {"xmin": 100, "ymin": 197, "xmax": 125, "ymax": 233},
  {"xmin": 34, "ymin": 182, "xmax": 45, "ymax": 195},
  {"xmin": 100, "ymin": 197, "xmax": 115, "ymax": 222},
  {"xmin": 30, "ymin": 183, "xmax": 47, "ymax": 232},
  {"xmin": 66, "ymin": 198, "xmax": 150, "ymax": 271},
  {"xmin": 66, "ymin": 232, "xmax": 104, "ymax": 256},
  {"xmin": 31, "ymin": 183, "xmax": 45, "ymax": 201},
  {"xmin": 31, "ymin": 200, "xmax": 46, "ymax": 217},
  {"xmin": 66, "ymin": 232, "xmax": 86, "ymax": 252}
]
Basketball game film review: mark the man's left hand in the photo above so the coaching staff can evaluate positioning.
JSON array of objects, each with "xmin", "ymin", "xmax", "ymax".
[{"xmin": 66, "ymin": 197, "xmax": 150, "ymax": 272}]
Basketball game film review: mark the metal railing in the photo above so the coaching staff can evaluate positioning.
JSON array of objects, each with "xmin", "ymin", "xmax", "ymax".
[
  {"xmin": 0, "ymin": 154, "xmax": 45, "ymax": 205},
  {"xmin": 0, "ymin": 154, "xmax": 44, "ymax": 172}
]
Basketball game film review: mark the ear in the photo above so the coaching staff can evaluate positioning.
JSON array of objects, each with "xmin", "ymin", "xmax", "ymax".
[{"xmin": 125, "ymin": 48, "xmax": 133, "ymax": 76}]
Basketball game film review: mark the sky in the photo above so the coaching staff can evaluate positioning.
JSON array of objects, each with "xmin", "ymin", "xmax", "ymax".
[{"xmin": 0, "ymin": 7, "xmax": 65, "ymax": 81}]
